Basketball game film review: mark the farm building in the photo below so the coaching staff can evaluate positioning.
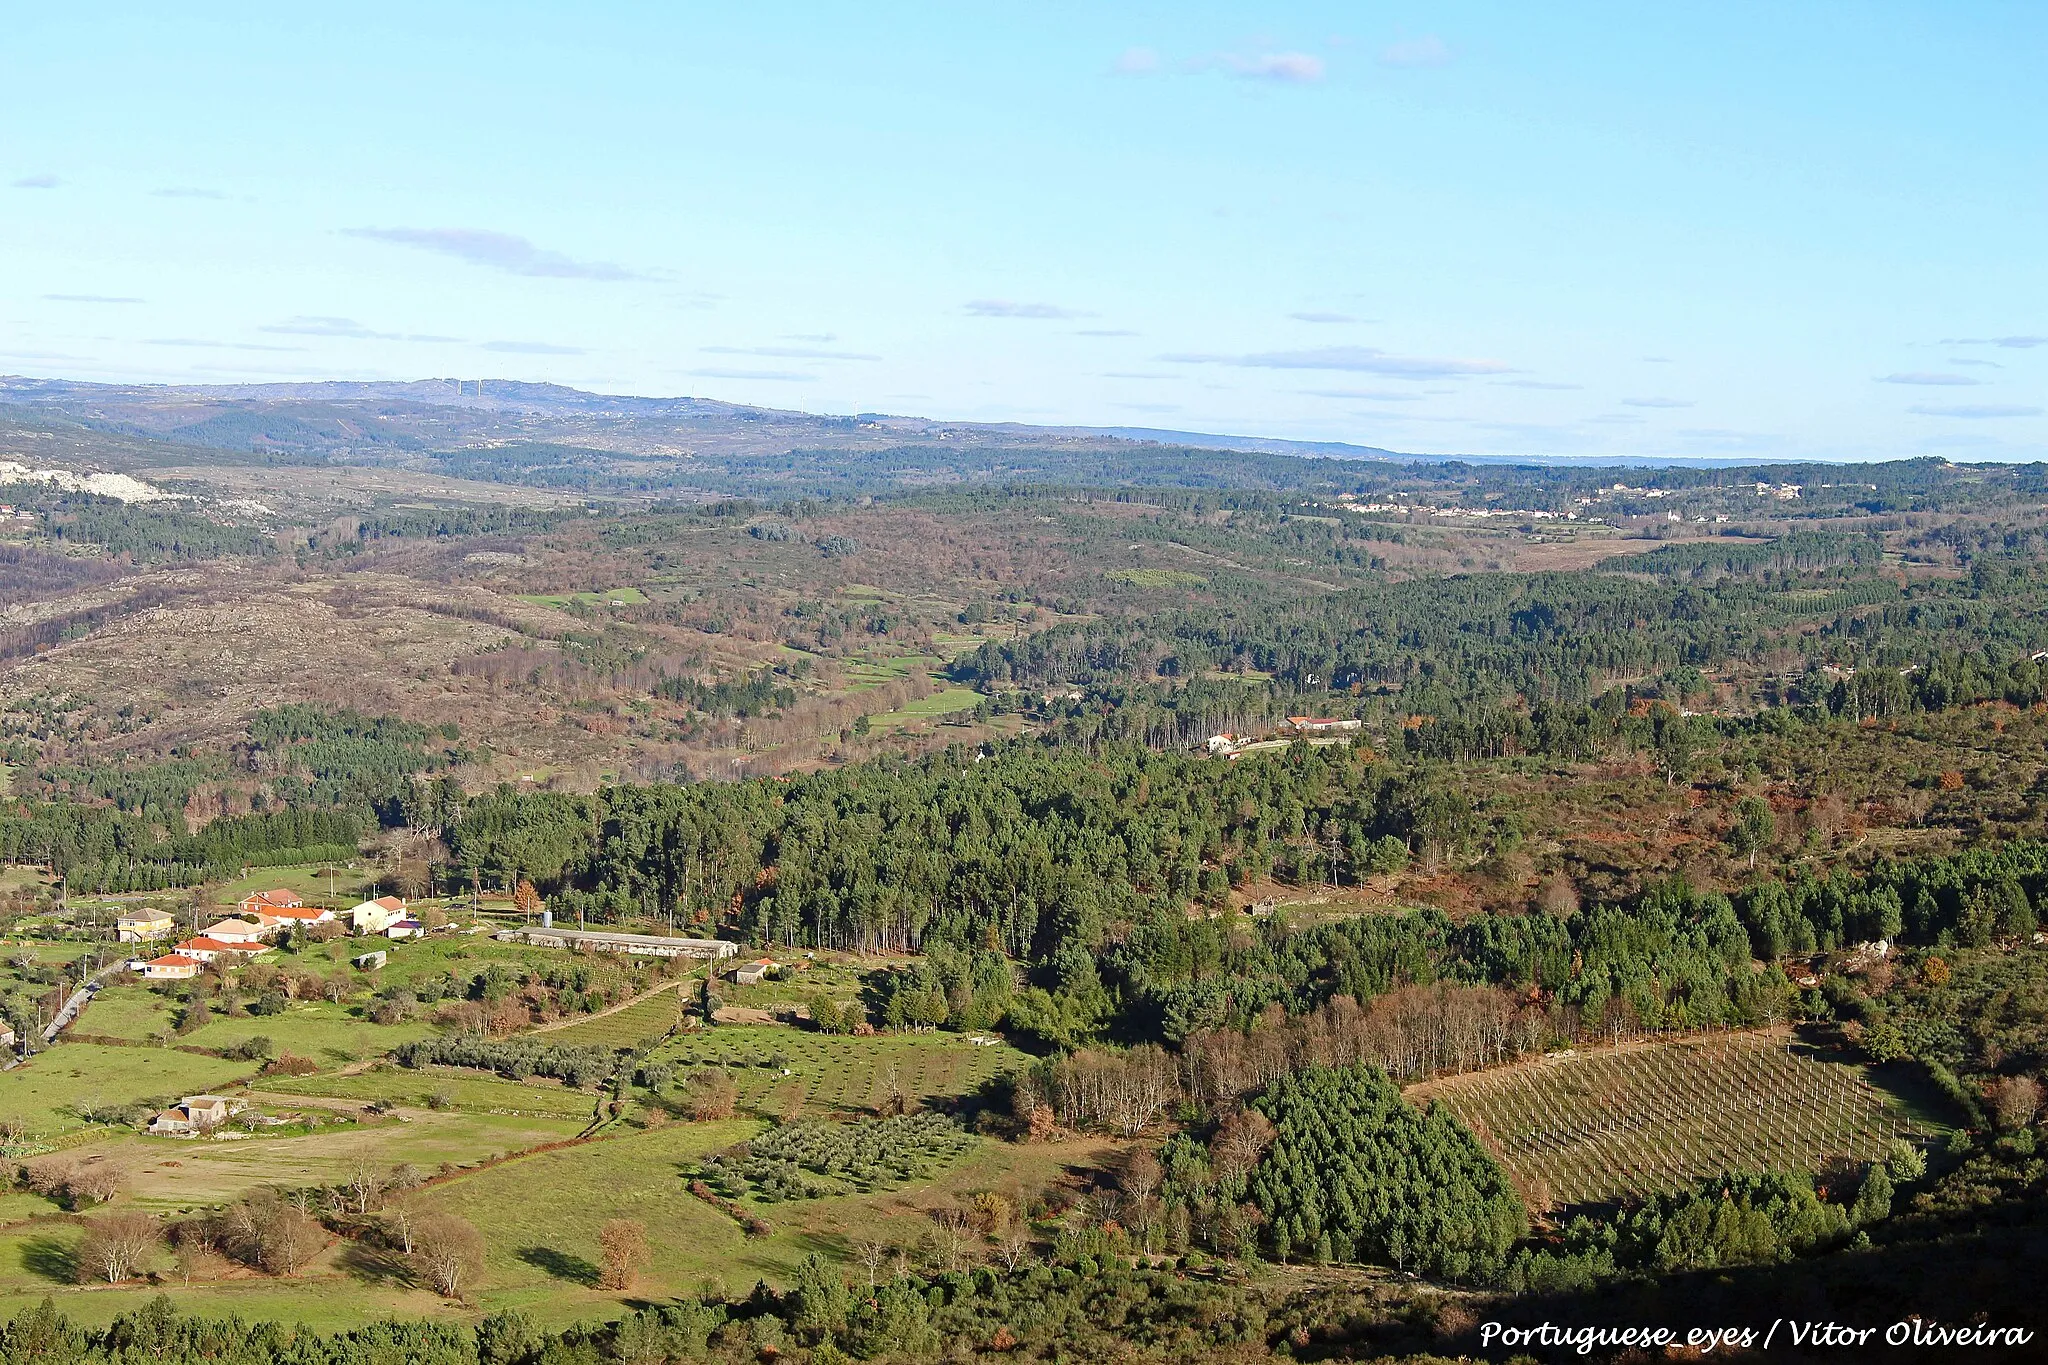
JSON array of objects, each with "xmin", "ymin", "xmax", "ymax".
[
  {"xmin": 1285, "ymin": 716, "xmax": 1362, "ymax": 734},
  {"xmin": 349, "ymin": 895, "xmax": 407, "ymax": 934},
  {"xmin": 353, "ymin": 950, "xmax": 387, "ymax": 970},
  {"xmin": 494, "ymin": 926, "xmax": 738, "ymax": 960},
  {"xmin": 384, "ymin": 918, "xmax": 424, "ymax": 940},
  {"xmin": 172, "ymin": 936, "xmax": 268, "ymax": 963},
  {"xmin": 116, "ymin": 909, "xmax": 175, "ymax": 942},
  {"xmin": 134, "ymin": 954, "xmax": 201, "ymax": 980},
  {"xmin": 0, "ymin": 1023, "xmax": 15, "ymax": 1050},
  {"xmin": 260, "ymin": 903, "xmax": 335, "ymax": 927},
  {"xmin": 733, "ymin": 958, "xmax": 779, "ymax": 986},
  {"xmin": 201, "ymin": 918, "xmax": 270, "ymax": 944},
  {"xmin": 236, "ymin": 888, "xmax": 303, "ymax": 916},
  {"xmin": 148, "ymin": 1095, "xmax": 240, "ymax": 1136}
]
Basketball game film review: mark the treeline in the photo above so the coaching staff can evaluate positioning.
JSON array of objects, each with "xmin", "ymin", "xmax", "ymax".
[
  {"xmin": 652, "ymin": 666, "xmax": 797, "ymax": 718},
  {"xmin": 392, "ymin": 1036, "xmax": 620, "ymax": 1089}
]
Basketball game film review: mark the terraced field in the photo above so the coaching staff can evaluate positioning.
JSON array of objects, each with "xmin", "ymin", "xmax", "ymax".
[{"xmin": 1412, "ymin": 1028, "xmax": 1945, "ymax": 1210}]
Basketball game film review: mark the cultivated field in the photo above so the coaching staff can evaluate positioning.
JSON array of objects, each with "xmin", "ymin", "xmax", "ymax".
[
  {"xmin": 1412, "ymin": 1029, "xmax": 1944, "ymax": 1210},
  {"xmin": 650, "ymin": 1026, "xmax": 1031, "ymax": 1117},
  {"xmin": 537, "ymin": 985, "xmax": 690, "ymax": 1048}
]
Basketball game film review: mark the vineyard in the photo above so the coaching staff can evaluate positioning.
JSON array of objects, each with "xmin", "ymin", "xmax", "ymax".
[
  {"xmin": 541, "ymin": 986, "xmax": 690, "ymax": 1049},
  {"xmin": 1413, "ymin": 1029, "xmax": 1945, "ymax": 1210},
  {"xmin": 650, "ymin": 1026, "xmax": 1031, "ymax": 1117}
]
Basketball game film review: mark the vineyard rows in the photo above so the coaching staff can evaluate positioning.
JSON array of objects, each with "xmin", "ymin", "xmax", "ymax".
[{"xmin": 1419, "ymin": 1029, "xmax": 1942, "ymax": 1209}]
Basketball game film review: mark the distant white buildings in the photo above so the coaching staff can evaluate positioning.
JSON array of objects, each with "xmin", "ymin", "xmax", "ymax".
[{"xmin": 495, "ymin": 926, "xmax": 737, "ymax": 960}]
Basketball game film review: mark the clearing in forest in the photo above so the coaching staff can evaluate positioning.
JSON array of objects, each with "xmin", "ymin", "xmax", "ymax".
[{"xmin": 1411, "ymin": 1028, "xmax": 1946, "ymax": 1211}]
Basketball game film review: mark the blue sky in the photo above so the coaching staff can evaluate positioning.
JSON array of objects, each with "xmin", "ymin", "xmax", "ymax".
[{"xmin": 4, "ymin": 2, "xmax": 2045, "ymax": 460}]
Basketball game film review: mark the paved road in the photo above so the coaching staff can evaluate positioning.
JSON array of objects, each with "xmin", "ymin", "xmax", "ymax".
[{"xmin": 40, "ymin": 961, "xmax": 127, "ymax": 1043}]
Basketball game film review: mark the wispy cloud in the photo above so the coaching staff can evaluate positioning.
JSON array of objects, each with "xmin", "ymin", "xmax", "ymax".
[
  {"xmin": 344, "ymin": 227, "xmax": 645, "ymax": 281},
  {"xmin": 44, "ymin": 293, "xmax": 142, "ymax": 304},
  {"xmin": 1876, "ymin": 372, "xmax": 1980, "ymax": 386},
  {"xmin": 1289, "ymin": 311, "xmax": 1356, "ymax": 324},
  {"xmin": 1160, "ymin": 344, "xmax": 1512, "ymax": 377},
  {"xmin": 1380, "ymin": 35, "xmax": 1451, "ymax": 68},
  {"xmin": 146, "ymin": 338, "xmax": 305, "ymax": 352},
  {"xmin": 689, "ymin": 367, "xmax": 815, "ymax": 382},
  {"xmin": 11, "ymin": 173, "xmax": 60, "ymax": 189},
  {"xmin": 1226, "ymin": 52, "xmax": 1325, "ymax": 83},
  {"xmin": 965, "ymin": 299, "xmax": 1090, "ymax": 319},
  {"xmin": 1112, "ymin": 46, "xmax": 1160, "ymax": 75},
  {"xmin": 703, "ymin": 344, "xmax": 878, "ymax": 361},
  {"xmin": 1587, "ymin": 413, "xmax": 1647, "ymax": 425},
  {"xmin": 151, "ymin": 187, "xmax": 226, "ymax": 199},
  {"xmin": 1298, "ymin": 387, "xmax": 1421, "ymax": 401},
  {"xmin": 481, "ymin": 340, "xmax": 586, "ymax": 355},
  {"xmin": 782, "ymin": 333, "xmax": 837, "ymax": 343},
  {"xmin": 1943, "ymin": 335, "xmax": 2048, "ymax": 349},
  {"xmin": 1495, "ymin": 379, "xmax": 1581, "ymax": 390},
  {"xmin": 1074, "ymin": 328, "xmax": 1139, "ymax": 337},
  {"xmin": 1949, "ymin": 358, "xmax": 2002, "ymax": 368},
  {"xmin": 257, "ymin": 315, "xmax": 462, "ymax": 343},
  {"xmin": 1909, "ymin": 403, "xmax": 2042, "ymax": 418},
  {"xmin": 1621, "ymin": 396, "xmax": 1693, "ymax": 408},
  {"xmin": 1641, "ymin": 355, "xmax": 1675, "ymax": 363}
]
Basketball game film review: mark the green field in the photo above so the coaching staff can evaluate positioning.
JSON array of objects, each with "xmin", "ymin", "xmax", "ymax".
[
  {"xmin": 868, "ymin": 687, "xmax": 982, "ymax": 731},
  {"xmin": 651, "ymin": 1025, "xmax": 1030, "ymax": 1118},
  {"xmin": 74, "ymin": 985, "xmax": 434, "ymax": 1063},
  {"xmin": 2, "ymin": 1045, "xmax": 257, "ymax": 1143},
  {"xmin": 1413, "ymin": 1029, "xmax": 1947, "ymax": 1211},
  {"xmin": 210, "ymin": 864, "xmax": 373, "ymax": 909},
  {"xmin": 538, "ymin": 986, "xmax": 689, "ymax": 1048},
  {"xmin": 259, "ymin": 1067, "xmax": 599, "ymax": 1121}
]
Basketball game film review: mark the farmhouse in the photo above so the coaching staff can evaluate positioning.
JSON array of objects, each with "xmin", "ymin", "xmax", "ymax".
[
  {"xmin": 349, "ymin": 895, "xmax": 407, "ymax": 935},
  {"xmin": 0, "ymin": 1023, "xmax": 15, "ymax": 1050},
  {"xmin": 260, "ymin": 904, "xmax": 334, "ymax": 927},
  {"xmin": 135, "ymin": 953, "xmax": 201, "ymax": 980},
  {"xmin": 236, "ymin": 888, "xmax": 303, "ymax": 916},
  {"xmin": 173, "ymin": 936, "xmax": 269, "ymax": 964},
  {"xmin": 115, "ymin": 909, "xmax": 175, "ymax": 942},
  {"xmin": 201, "ymin": 918, "xmax": 270, "ymax": 944},
  {"xmin": 1285, "ymin": 716, "xmax": 1362, "ymax": 734},
  {"xmin": 148, "ymin": 1094, "xmax": 240, "ymax": 1136},
  {"xmin": 384, "ymin": 918, "xmax": 424, "ymax": 940},
  {"xmin": 495, "ymin": 926, "xmax": 738, "ymax": 960}
]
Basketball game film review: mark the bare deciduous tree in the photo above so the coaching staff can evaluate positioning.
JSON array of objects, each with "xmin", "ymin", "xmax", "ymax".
[
  {"xmin": 75, "ymin": 1211, "xmax": 161, "ymax": 1284},
  {"xmin": 598, "ymin": 1218, "xmax": 649, "ymax": 1291},
  {"xmin": 412, "ymin": 1212, "xmax": 485, "ymax": 1299}
]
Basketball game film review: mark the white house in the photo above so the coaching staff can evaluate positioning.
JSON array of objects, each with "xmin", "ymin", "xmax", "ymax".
[
  {"xmin": 173, "ymin": 936, "xmax": 268, "ymax": 964},
  {"xmin": 201, "ymin": 918, "xmax": 270, "ymax": 944},
  {"xmin": 236, "ymin": 888, "xmax": 303, "ymax": 917},
  {"xmin": 116, "ymin": 909, "xmax": 175, "ymax": 942},
  {"xmin": 148, "ymin": 1095, "xmax": 239, "ymax": 1136},
  {"xmin": 384, "ymin": 918, "xmax": 424, "ymax": 940},
  {"xmin": 135, "ymin": 953, "xmax": 201, "ymax": 980},
  {"xmin": 350, "ymin": 896, "xmax": 407, "ymax": 935}
]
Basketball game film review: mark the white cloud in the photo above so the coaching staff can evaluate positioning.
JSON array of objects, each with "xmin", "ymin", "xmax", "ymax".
[
  {"xmin": 1909, "ymin": 403, "xmax": 2042, "ymax": 418},
  {"xmin": 1112, "ymin": 46, "xmax": 1160, "ymax": 75},
  {"xmin": 1380, "ymin": 35, "xmax": 1451, "ymax": 68},
  {"xmin": 1160, "ymin": 344, "xmax": 1512, "ymax": 377},
  {"xmin": 145, "ymin": 338, "xmax": 303, "ymax": 352},
  {"xmin": 11, "ymin": 173, "xmax": 60, "ymax": 189},
  {"xmin": 965, "ymin": 299, "xmax": 1090, "ymax": 319},
  {"xmin": 44, "ymin": 293, "xmax": 142, "ymax": 304},
  {"xmin": 344, "ymin": 227, "xmax": 645, "ymax": 281},
  {"xmin": 1226, "ymin": 52, "xmax": 1325, "ymax": 83},
  {"xmin": 1876, "ymin": 372, "xmax": 1980, "ymax": 386},
  {"xmin": 1943, "ymin": 335, "xmax": 2048, "ymax": 348},
  {"xmin": 1621, "ymin": 396, "xmax": 1693, "ymax": 408},
  {"xmin": 1289, "ymin": 311, "xmax": 1355, "ymax": 323}
]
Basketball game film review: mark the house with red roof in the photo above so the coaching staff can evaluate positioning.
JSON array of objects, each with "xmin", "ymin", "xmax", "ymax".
[
  {"xmin": 134, "ymin": 954, "xmax": 201, "ymax": 980},
  {"xmin": 236, "ymin": 888, "xmax": 303, "ymax": 916}
]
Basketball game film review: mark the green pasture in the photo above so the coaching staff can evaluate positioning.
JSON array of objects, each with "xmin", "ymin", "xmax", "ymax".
[
  {"xmin": 516, "ymin": 586, "xmax": 647, "ymax": 609},
  {"xmin": 259, "ymin": 1067, "xmax": 598, "ymax": 1121},
  {"xmin": 650, "ymin": 1025, "xmax": 1029, "ymax": 1118},
  {"xmin": 539, "ymin": 987, "xmax": 689, "ymax": 1048},
  {"xmin": 73, "ymin": 985, "xmax": 432, "ymax": 1063},
  {"xmin": 2, "ymin": 1045, "xmax": 255, "ymax": 1141}
]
